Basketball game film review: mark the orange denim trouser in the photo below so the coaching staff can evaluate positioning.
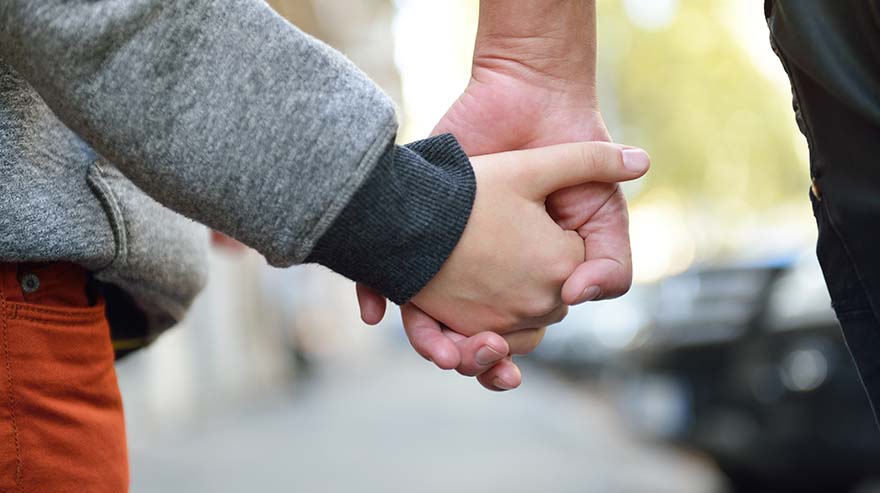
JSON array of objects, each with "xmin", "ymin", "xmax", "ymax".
[{"xmin": 0, "ymin": 263, "xmax": 128, "ymax": 492}]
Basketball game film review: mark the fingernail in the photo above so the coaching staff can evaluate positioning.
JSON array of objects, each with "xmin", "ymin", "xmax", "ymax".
[
  {"xmin": 581, "ymin": 285, "xmax": 602, "ymax": 302},
  {"xmin": 492, "ymin": 377, "xmax": 514, "ymax": 391},
  {"xmin": 476, "ymin": 346, "xmax": 504, "ymax": 366},
  {"xmin": 622, "ymin": 148, "xmax": 650, "ymax": 173}
]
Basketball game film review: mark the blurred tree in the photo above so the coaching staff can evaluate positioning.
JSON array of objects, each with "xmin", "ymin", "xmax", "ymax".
[{"xmin": 599, "ymin": 0, "xmax": 808, "ymax": 215}]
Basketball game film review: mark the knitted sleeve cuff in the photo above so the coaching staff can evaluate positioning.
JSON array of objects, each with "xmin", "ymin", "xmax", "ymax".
[{"xmin": 305, "ymin": 134, "xmax": 476, "ymax": 304}]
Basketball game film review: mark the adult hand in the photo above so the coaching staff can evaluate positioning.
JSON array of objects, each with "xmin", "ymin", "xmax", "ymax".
[
  {"xmin": 358, "ymin": 67, "xmax": 637, "ymax": 390},
  {"xmin": 362, "ymin": 140, "xmax": 647, "ymax": 389},
  {"xmin": 412, "ymin": 142, "xmax": 647, "ymax": 334},
  {"xmin": 434, "ymin": 61, "xmax": 635, "ymax": 305},
  {"xmin": 360, "ymin": 0, "xmax": 643, "ymax": 391},
  {"xmin": 434, "ymin": 0, "xmax": 635, "ymax": 304}
]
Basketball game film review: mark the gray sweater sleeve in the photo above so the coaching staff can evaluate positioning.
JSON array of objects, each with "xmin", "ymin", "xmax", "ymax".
[{"xmin": 0, "ymin": 1, "xmax": 475, "ymax": 302}]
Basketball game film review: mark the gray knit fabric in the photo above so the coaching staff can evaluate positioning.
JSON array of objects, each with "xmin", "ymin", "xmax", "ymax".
[
  {"xmin": 0, "ymin": 60, "xmax": 212, "ymax": 334},
  {"xmin": 0, "ymin": 1, "xmax": 474, "ymax": 333},
  {"xmin": 0, "ymin": 0, "xmax": 397, "ymax": 265}
]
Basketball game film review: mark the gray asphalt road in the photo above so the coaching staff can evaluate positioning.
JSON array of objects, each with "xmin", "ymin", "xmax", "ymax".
[{"xmin": 125, "ymin": 349, "xmax": 723, "ymax": 493}]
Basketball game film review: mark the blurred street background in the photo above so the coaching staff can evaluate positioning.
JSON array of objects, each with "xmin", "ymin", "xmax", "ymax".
[{"xmin": 116, "ymin": 1, "xmax": 880, "ymax": 491}]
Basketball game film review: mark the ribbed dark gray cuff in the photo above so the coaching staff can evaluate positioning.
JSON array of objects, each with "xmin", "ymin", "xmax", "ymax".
[{"xmin": 305, "ymin": 134, "xmax": 476, "ymax": 304}]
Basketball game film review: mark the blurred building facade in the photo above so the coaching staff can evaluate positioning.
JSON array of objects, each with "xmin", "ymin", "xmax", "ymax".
[{"xmin": 117, "ymin": 0, "xmax": 402, "ymax": 440}]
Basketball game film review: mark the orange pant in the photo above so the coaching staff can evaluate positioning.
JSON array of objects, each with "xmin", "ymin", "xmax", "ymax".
[{"xmin": 0, "ymin": 263, "xmax": 128, "ymax": 492}]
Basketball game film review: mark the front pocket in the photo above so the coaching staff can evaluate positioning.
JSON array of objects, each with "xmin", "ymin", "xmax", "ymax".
[
  {"xmin": 0, "ymin": 297, "xmax": 23, "ymax": 490},
  {"xmin": 0, "ymin": 298, "xmax": 127, "ymax": 491}
]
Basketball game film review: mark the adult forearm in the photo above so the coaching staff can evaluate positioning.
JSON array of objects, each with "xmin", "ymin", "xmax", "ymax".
[{"xmin": 475, "ymin": 0, "xmax": 598, "ymax": 95}]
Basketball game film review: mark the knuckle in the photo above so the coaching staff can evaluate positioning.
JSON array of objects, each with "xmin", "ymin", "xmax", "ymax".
[
  {"xmin": 542, "ymin": 305, "xmax": 568, "ymax": 326},
  {"xmin": 509, "ymin": 328, "xmax": 547, "ymax": 355},
  {"xmin": 542, "ymin": 239, "xmax": 581, "ymax": 274},
  {"xmin": 549, "ymin": 255, "xmax": 581, "ymax": 284},
  {"xmin": 522, "ymin": 294, "xmax": 561, "ymax": 320}
]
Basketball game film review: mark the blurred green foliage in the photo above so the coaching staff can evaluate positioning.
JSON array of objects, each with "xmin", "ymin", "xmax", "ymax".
[{"xmin": 598, "ymin": 0, "xmax": 809, "ymax": 213}]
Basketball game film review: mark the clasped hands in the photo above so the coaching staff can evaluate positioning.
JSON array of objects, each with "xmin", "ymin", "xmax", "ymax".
[
  {"xmin": 358, "ymin": 141, "xmax": 649, "ymax": 390},
  {"xmin": 356, "ymin": 28, "xmax": 649, "ymax": 390}
]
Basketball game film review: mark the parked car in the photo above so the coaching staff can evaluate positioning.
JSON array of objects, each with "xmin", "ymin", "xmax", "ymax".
[
  {"xmin": 608, "ymin": 252, "xmax": 880, "ymax": 492},
  {"xmin": 530, "ymin": 287, "xmax": 650, "ymax": 377}
]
